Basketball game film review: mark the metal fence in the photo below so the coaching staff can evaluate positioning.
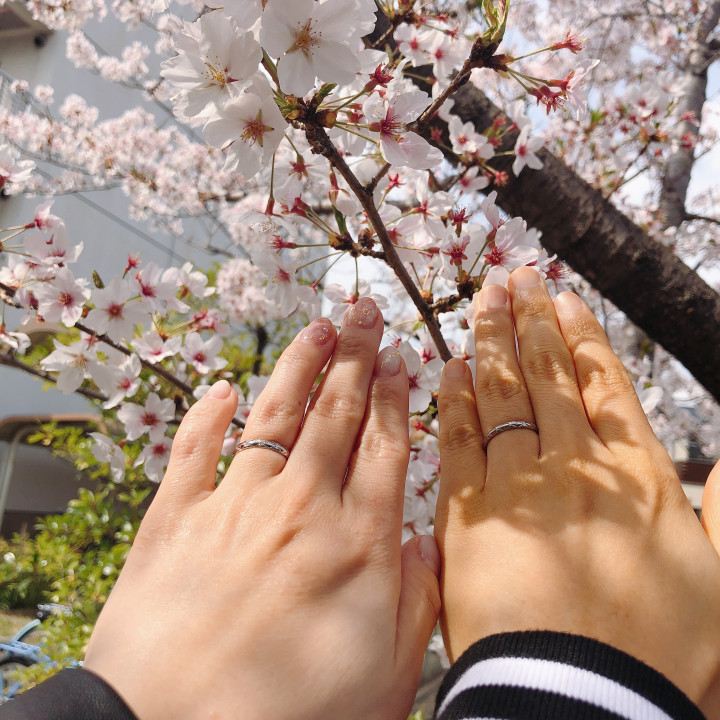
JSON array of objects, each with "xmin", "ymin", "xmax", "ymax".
[{"xmin": 0, "ymin": 69, "xmax": 31, "ymax": 116}]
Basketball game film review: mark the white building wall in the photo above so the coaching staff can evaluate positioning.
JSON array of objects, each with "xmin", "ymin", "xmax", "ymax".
[{"xmin": 0, "ymin": 11, "xmax": 219, "ymax": 530}]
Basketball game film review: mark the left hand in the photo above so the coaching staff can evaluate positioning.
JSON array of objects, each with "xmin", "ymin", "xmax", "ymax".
[{"xmin": 84, "ymin": 300, "xmax": 441, "ymax": 720}]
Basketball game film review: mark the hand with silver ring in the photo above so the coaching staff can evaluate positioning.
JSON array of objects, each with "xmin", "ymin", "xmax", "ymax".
[
  {"xmin": 435, "ymin": 266, "xmax": 720, "ymax": 715},
  {"xmin": 83, "ymin": 298, "xmax": 441, "ymax": 720}
]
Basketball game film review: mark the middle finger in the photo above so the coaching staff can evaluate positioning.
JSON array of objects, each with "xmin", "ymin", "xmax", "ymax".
[
  {"xmin": 508, "ymin": 266, "xmax": 592, "ymax": 451},
  {"xmin": 288, "ymin": 297, "xmax": 384, "ymax": 487}
]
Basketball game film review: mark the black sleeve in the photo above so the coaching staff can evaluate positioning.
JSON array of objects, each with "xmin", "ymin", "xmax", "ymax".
[
  {"xmin": 0, "ymin": 668, "xmax": 138, "ymax": 720},
  {"xmin": 434, "ymin": 630, "xmax": 707, "ymax": 720}
]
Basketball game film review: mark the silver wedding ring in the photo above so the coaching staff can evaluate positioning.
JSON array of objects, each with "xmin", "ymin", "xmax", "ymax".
[
  {"xmin": 234, "ymin": 439, "xmax": 290, "ymax": 458},
  {"xmin": 483, "ymin": 421, "xmax": 539, "ymax": 450}
]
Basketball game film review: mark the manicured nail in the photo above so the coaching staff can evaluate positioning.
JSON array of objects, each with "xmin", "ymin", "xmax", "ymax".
[
  {"xmin": 347, "ymin": 297, "xmax": 378, "ymax": 329},
  {"xmin": 374, "ymin": 347, "xmax": 402, "ymax": 377},
  {"xmin": 206, "ymin": 379, "xmax": 231, "ymax": 399},
  {"xmin": 510, "ymin": 266, "xmax": 542, "ymax": 289},
  {"xmin": 444, "ymin": 358, "xmax": 468, "ymax": 379},
  {"xmin": 418, "ymin": 534, "xmax": 441, "ymax": 578},
  {"xmin": 301, "ymin": 318, "xmax": 334, "ymax": 345},
  {"xmin": 555, "ymin": 291, "xmax": 584, "ymax": 315},
  {"xmin": 479, "ymin": 283, "xmax": 508, "ymax": 310}
]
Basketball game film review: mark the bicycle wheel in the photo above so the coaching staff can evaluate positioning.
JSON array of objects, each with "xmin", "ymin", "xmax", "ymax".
[{"xmin": 0, "ymin": 656, "xmax": 34, "ymax": 702}]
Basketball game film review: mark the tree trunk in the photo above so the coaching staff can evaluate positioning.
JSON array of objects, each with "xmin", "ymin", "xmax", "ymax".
[{"xmin": 444, "ymin": 84, "xmax": 720, "ymax": 401}]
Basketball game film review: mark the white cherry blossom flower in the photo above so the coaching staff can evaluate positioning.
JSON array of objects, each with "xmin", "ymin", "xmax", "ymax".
[
  {"xmin": 34, "ymin": 267, "xmax": 91, "ymax": 327},
  {"xmin": 203, "ymin": 78, "xmax": 285, "ymax": 178},
  {"xmin": 448, "ymin": 116, "xmax": 494, "ymax": 160},
  {"xmin": 398, "ymin": 341, "xmax": 444, "ymax": 414},
  {"xmin": 394, "ymin": 24, "xmax": 433, "ymax": 65},
  {"xmin": 135, "ymin": 435, "xmax": 173, "ymax": 483},
  {"xmin": 483, "ymin": 217, "xmax": 540, "ymax": 287},
  {"xmin": 161, "ymin": 12, "xmax": 262, "ymax": 121},
  {"xmin": 132, "ymin": 331, "xmax": 183, "ymax": 364},
  {"xmin": 130, "ymin": 262, "xmax": 189, "ymax": 314},
  {"xmin": 40, "ymin": 338, "xmax": 102, "ymax": 394},
  {"xmin": 0, "ymin": 143, "xmax": 34, "ymax": 191},
  {"xmin": 24, "ymin": 221, "xmax": 83, "ymax": 268},
  {"xmin": 253, "ymin": 252, "xmax": 303, "ymax": 317},
  {"xmin": 0, "ymin": 325, "xmax": 30, "ymax": 354},
  {"xmin": 260, "ymin": 0, "xmax": 373, "ymax": 96},
  {"xmin": 180, "ymin": 332, "xmax": 227, "ymax": 374},
  {"xmin": 89, "ymin": 432, "xmax": 126, "ymax": 482},
  {"xmin": 93, "ymin": 354, "xmax": 142, "ymax": 409},
  {"xmin": 117, "ymin": 392, "xmax": 175, "ymax": 441},
  {"xmin": 86, "ymin": 277, "xmax": 148, "ymax": 342},
  {"xmin": 512, "ymin": 125, "xmax": 544, "ymax": 176},
  {"xmin": 363, "ymin": 89, "xmax": 443, "ymax": 170}
]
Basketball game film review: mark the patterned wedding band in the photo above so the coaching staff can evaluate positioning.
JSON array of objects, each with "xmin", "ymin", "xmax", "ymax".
[
  {"xmin": 482, "ymin": 421, "xmax": 539, "ymax": 450},
  {"xmin": 234, "ymin": 439, "xmax": 291, "ymax": 458}
]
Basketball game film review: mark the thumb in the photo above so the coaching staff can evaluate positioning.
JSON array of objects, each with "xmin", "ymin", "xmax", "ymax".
[
  {"xmin": 702, "ymin": 460, "xmax": 720, "ymax": 552},
  {"xmin": 396, "ymin": 534, "xmax": 442, "ymax": 675}
]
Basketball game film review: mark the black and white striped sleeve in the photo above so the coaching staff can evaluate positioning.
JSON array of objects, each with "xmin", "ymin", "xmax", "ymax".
[{"xmin": 433, "ymin": 631, "xmax": 706, "ymax": 720}]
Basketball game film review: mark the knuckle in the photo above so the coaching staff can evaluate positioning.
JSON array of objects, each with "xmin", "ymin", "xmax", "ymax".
[
  {"xmin": 358, "ymin": 427, "xmax": 409, "ymax": 463},
  {"xmin": 250, "ymin": 393, "xmax": 305, "ymax": 428},
  {"xmin": 311, "ymin": 390, "xmax": 366, "ymax": 426},
  {"xmin": 523, "ymin": 347, "xmax": 575, "ymax": 384},
  {"xmin": 475, "ymin": 367, "xmax": 527, "ymax": 403},
  {"xmin": 473, "ymin": 315, "xmax": 507, "ymax": 341},
  {"xmin": 577, "ymin": 361, "xmax": 632, "ymax": 396},
  {"xmin": 441, "ymin": 419, "xmax": 481, "ymax": 455}
]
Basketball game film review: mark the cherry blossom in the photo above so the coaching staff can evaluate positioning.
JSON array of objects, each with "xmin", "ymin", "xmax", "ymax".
[
  {"xmin": 117, "ymin": 392, "xmax": 175, "ymax": 441},
  {"xmin": 34, "ymin": 267, "xmax": 91, "ymax": 327},
  {"xmin": 398, "ymin": 342, "xmax": 444, "ymax": 414},
  {"xmin": 86, "ymin": 278, "xmax": 148, "ymax": 342},
  {"xmin": 161, "ymin": 13, "xmax": 262, "ymax": 121},
  {"xmin": 0, "ymin": 143, "xmax": 34, "ymax": 191},
  {"xmin": 259, "ymin": 0, "xmax": 374, "ymax": 96},
  {"xmin": 135, "ymin": 435, "xmax": 173, "ymax": 483},
  {"xmin": 363, "ymin": 87, "xmax": 443, "ymax": 170},
  {"xmin": 512, "ymin": 125, "xmax": 544, "ymax": 176},
  {"xmin": 203, "ymin": 78, "xmax": 286, "ymax": 178},
  {"xmin": 131, "ymin": 331, "xmax": 183, "ymax": 364},
  {"xmin": 130, "ymin": 262, "xmax": 189, "ymax": 314},
  {"xmin": 94, "ymin": 354, "xmax": 142, "ymax": 409},
  {"xmin": 179, "ymin": 332, "xmax": 228, "ymax": 375},
  {"xmin": 39, "ymin": 338, "xmax": 102, "ymax": 394},
  {"xmin": 483, "ymin": 217, "xmax": 541, "ymax": 286},
  {"xmin": 89, "ymin": 432, "xmax": 126, "ymax": 482}
]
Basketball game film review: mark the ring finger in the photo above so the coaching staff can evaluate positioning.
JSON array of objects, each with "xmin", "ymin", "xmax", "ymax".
[
  {"xmin": 223, "ymin": 317, "xmax": 337, "ymax": 483},
  {"xmin": 473, "ymin": 283, "xmax": 538, "ymax": 461}
]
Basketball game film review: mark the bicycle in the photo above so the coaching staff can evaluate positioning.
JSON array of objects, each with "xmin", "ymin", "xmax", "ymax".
[{"xmin": 0, "ymin": 603, "xmax": 72, "ymax": 702}]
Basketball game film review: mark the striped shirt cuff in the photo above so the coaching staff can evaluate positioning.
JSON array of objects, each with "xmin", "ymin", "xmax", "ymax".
[{"xmin": 434, "ymin": 631, "xmax": 706, "ymax": 720}]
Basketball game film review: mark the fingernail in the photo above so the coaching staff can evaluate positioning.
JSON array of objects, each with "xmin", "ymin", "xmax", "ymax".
[
  {"xmin": 444, "ymin": 358, "xmax": 467, "ymax": 379},
  {"xmin": 347, "ymin": 297, "xmax": 378, "ymax": 329},
  {"xmin": 301, "ymin": 318, "xmax": 334, "ymax": 345},
  {"xmin": 479, "ymin": 283, "xmax": 508, "ymax": 310},
  {"xmin": 206, "ymin": 379, "xmax": 231, "ymax": 399},
  {"xmin": 555, "ymin": 291, "xmax": 584, "ymax": 315},
  {"xmin": 374, "ymin": 347, "xmax": 402, "ymax": 377},
  {"xmin": 510, "ymin": 266, "xmax": 542, "ymax": 289},
  {"xmin": 418, "ymin": 535, "xmax": 441, "ymax": 578}
]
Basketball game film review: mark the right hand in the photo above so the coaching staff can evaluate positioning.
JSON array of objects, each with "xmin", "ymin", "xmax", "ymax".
[{"xmin": 435, "ymin": 267, "xmax": 720, "ymax": 714}]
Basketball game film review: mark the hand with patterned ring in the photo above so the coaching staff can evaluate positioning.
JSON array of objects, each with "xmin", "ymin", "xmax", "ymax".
[
  {"xmin": 83, "ymin": 300, "xmax": 441, "ymax": 720},
  {"xmin": 435, "ymin": 266, "xmax": 720, "ymax": 715}
]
